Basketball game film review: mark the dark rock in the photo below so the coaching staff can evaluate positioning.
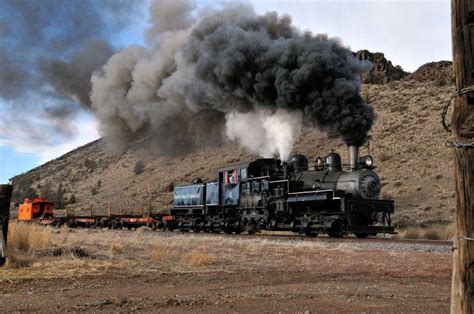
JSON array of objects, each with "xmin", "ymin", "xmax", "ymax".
[{"xmin": 355, "ymin": 50, "xmax": 409, "ymax": 84}]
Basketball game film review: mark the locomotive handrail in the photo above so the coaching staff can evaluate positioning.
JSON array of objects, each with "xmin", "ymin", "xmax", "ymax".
[
  {"xmin": 269, "ymin": 179, "xmax": 289, "ymax": 183},
  {"xmin": 245, "ymin": 175, "xmax": 271, "ymax": 181},
  {"xmin": 287, "ymin": 189, "xmax": 334, "ymax": 195}
]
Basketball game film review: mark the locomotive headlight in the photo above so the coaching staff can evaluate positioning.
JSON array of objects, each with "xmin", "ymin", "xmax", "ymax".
[{"xmin": 359, "ymin": 155, "xmax": 374, "ymax": 168}]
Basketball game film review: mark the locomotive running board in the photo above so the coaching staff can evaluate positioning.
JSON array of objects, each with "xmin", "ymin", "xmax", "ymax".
[{"xmin": 346, "ymin": 199, "xmax": 395, "ymax": 214}]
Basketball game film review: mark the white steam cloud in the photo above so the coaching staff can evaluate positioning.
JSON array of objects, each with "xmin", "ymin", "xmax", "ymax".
[{"xmin": 225, "ymin": 109, "xmax": 302, "ymax": 161}]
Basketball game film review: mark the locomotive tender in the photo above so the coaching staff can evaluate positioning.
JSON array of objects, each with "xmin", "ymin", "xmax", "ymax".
[{"xmin": 170, "ymin": 145, "xmax": 394, "ymax": 237}]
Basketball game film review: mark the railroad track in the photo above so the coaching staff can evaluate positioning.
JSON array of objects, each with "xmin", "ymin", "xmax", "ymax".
[{"xmin": 109, "ymin": 228, "xmax": 453, "ymax": 248}]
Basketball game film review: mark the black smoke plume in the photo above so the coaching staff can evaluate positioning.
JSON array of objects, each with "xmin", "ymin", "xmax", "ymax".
[{"xmin": 91, "ymin": 2, "xmax": 372, "ymax": 158}]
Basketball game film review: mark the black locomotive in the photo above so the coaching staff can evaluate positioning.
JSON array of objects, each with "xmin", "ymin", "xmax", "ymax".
[{"xmin": 169, "ymin": 145, "xmax": 394, "ymax": 237}]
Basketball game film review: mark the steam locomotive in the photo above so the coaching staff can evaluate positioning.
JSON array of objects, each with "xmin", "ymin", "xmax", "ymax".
[{"xmin": 169, "ymin": 145, "xmax": 394, "ymax": 237}]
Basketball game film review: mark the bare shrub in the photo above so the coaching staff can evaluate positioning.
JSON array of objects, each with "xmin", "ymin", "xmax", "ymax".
[
  {"xmin": 378, "ymin": 151, "xmax": 390, "ymax": 162},
  {"xmin": 185, "ymin": 246, "xmax": 213, "ymax": 267},
  {"xmin": 5, "ymin": 223, "xmax": 53, "ymax": 269},
  {"xmin": 151, "ymin": 244, "xmax": 169, "ymax": 261},
  {"xmin": 363, "ymin": 91, "xmax": 371, "ymax": 104},
  {"xmin": 380, "ymin": 191, "xmax": 393, "ymax": 199},
  {"xmin": 68, "ymin": 194, "xmax": 76, "ymax": 204},
  {"xmin": 110, "ymin": 243, "xmax": 123, "ymax": 254},
  {"xmin": 402, "ymin": 227, "xmax": 420, "ymax": 239},
  {"xmin": 434, "ymin": 76, "xmax": 448, "ymax": 87},
  {"xmin": 33, "ymin": 245, "xmax": 90, "ymax": 258},
  {"xmin": 84, "ymin": 159, "xmax": 97, "ymax": 170},
  {"xmin": 423, "ymin": 225, "xmax": 442, "ymax": 240},
  {"xmin": 90, "ymin": 186, "xmax": 98, "ymax": 196},
  {"xmin": 399, "ymin": 224, "xmax": 455, "ymax": 240},
  {"xmin": 8, "ymin": 222, "xmax": 52, "ymax": 252},
  {"xmin": 443, "ymin": 222, "xmax": 456, "ymax": 241},
  {"xmin": 134, "ymin": 161, "xmax": 145, "ymax": 175},
  {"xmin": 6, "ymin": 253, "xmax": 32, "ymax": 268},
  {"xmin": 136, "ymin": 226, "xmax": 151, "ymax": 233}
]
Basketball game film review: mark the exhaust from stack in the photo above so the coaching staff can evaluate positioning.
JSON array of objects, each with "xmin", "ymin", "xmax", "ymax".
[
  {"xmin": 90, "ymin": 1, "xmax": 374, "ymax": 159},
  {"xmin": 0, "ymin": 1, "xmax": 375, "ymax": 160}
]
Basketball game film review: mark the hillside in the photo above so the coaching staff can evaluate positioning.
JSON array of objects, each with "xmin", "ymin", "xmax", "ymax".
[{"xmin": 11, "ymin": 61, "xmax": 456, "ymax": 228}]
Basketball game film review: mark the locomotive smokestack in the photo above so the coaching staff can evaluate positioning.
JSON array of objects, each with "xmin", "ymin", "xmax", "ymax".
[{"xmin": 348, "ymin": 145, "xmax": 359, "ymax": 171}]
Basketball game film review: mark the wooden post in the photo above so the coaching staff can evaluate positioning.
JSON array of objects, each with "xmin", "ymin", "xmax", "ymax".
[
  {"xmin": 0, "ymin": 184, "xmax": 13, "ymax": 267},
  {"xmin": 450, "ymin": 1, "xmax": 474, "ymax": 313}
]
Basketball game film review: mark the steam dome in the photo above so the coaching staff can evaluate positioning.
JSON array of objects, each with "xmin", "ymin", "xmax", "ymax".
[{"xmin": 288, "ymin": 154, "xmax": 308, "ymax": 172}]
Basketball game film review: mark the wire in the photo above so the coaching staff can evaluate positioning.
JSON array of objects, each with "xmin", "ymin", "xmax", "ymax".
[{"xmin": 441, "ymin": 85, "xmax": 474, "ymax": 149}]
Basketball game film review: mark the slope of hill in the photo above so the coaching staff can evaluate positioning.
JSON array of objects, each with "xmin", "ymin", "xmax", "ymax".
[{"xmin": 11, "ymin": 66, "xmax": 456, "ymax": 228}]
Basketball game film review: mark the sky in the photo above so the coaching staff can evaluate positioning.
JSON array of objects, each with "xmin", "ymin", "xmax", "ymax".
[{"xmin": 0, "ymin": 0, "xmax": 452, "ymax": 183}]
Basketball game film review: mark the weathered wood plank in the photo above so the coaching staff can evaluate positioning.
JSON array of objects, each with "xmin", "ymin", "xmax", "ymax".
[{"xmin": 450, "ymin": 1, "xmax": 474, "ymax": 313}]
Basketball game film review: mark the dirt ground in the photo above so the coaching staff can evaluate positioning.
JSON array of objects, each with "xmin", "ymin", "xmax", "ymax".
[{"xmin": 0, "ymin": 228, "xmax": 452, "ymax": 313}]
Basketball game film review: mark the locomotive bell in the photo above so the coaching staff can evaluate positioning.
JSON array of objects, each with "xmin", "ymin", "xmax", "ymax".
[{"xmin": 315, "ymin": 157, "xmax": 325, "ymax": 170}]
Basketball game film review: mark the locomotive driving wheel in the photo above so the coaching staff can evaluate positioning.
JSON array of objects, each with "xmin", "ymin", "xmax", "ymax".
[
  {"xmin": 327, "ymin": 219, "xmax": 345, "ymax": 238},
  {"xmin": 244, "ymin": 219, "xmax": 257, "ymax": 235}
]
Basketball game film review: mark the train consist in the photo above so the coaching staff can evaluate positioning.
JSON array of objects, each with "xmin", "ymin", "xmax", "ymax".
[
  {"xmin": 169, "ymin": 145, "xmax": 394, "ymax": 238},
  {"xmin": 17, "ymin": 145, "xmax": 394, "ymax": 238}
]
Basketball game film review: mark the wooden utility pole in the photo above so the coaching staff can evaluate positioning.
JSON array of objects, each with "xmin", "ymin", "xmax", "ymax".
[
  {"xmin": 0, "ymin": 184, "xmax": 13, "ymax": 267},
  {"xmin": 451, "ymin": 1, "xmax": 474, "ymax": 313}
]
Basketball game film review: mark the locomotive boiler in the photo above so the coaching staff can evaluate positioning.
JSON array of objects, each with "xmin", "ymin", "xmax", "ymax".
[{"xmin": 169, "ymin": 145, "xmax": 394, "ymax": 237}]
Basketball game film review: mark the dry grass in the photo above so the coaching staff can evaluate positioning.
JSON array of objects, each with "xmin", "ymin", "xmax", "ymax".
[
  {"xmin": 400, "ymin": 227, "xmax": 420, "ymax": 239},
  {"xmin": 110, "ymin": 243, "xmax": 123, "ymax": 254},
  {"xmin": 423, "ymin": 227, "xmax": 441, "ymax": 240},
  {"xmin": 151, "ymin": 243, "xmax": 168, "ymax": 261},
  {"xmin": 7, "ymin": 222, "xmax": 52, "ymax": 252},
  {"xmin": 184, "ymin": 246, "xmax": 213, "ymax": 267},
  {"xmin": 5, "ymin": 222, "xmax": 53, "ymax": 269},
  {"xmin": 2, "ymin": 223, "xmax": 91, "ymax": 272},
  {"xmin": 136, "ymin": 226, "xmax": 152, "ymax": 233},
  {"xmin": 6, "ymin": 254, "xmax": 33, "ymax": 268},
  {"xmin": 398, "ymin": 223, "xmax": 456, "ymax": 240},
  {"xmin": 442, "ymin": 222, "xmax": 456, "ymax": 241}
]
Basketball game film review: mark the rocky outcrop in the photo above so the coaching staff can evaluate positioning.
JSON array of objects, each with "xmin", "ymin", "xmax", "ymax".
[
  {"xmin": 355, "ymin": 50, "xmax": 409, "ymax": 84},
  {"xmin": 409, "ymin": 61, "xmax": 453, "ymax": 86}
]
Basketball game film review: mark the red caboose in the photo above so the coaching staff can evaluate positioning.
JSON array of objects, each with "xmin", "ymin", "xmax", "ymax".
[{"xmin": 18, "ymin": 198, "xmax": 54, "ymax": 221}]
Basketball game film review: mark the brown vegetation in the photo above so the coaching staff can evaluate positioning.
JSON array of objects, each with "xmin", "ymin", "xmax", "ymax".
[
  {"xmin": 109, "ymin": 243, "xmax": 123, "ymax": 254},
  {"xmin": 398, "ymin": 223, "xmax": 456, "ymax": 240},
  {"xmin": 185, "ymin": 246, "xmax": 214, "ymax": 267},
  {"xmin": 3, "ymin": 223, "xmax": 90, "ymax": 272},
  {"xmin": 8, "ymin": 222, "xmax": 52, "ymax": 252}
]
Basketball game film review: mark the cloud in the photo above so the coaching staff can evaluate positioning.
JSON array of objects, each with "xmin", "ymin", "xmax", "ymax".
[
  {"xmin": 0, "ymin": 103, "xmax": 99, "ymax": 164},
  {"xmin": 250, "ymin": 0, "xmax": 451, "ymax": 72}
]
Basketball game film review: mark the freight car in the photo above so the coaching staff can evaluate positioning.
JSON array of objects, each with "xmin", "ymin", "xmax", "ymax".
[
  {"xmin": 168, "ymin": 145, "xmax": 394, "ymax": 237},
  {"xmin": 17, "ymin": 198, "xmax": 162, "ymax": 230}
]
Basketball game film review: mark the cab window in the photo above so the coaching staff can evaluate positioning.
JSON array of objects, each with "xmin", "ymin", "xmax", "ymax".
[{"xmin": 251, "ymin": 181, "xmax": 260, "ymax": 193}]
